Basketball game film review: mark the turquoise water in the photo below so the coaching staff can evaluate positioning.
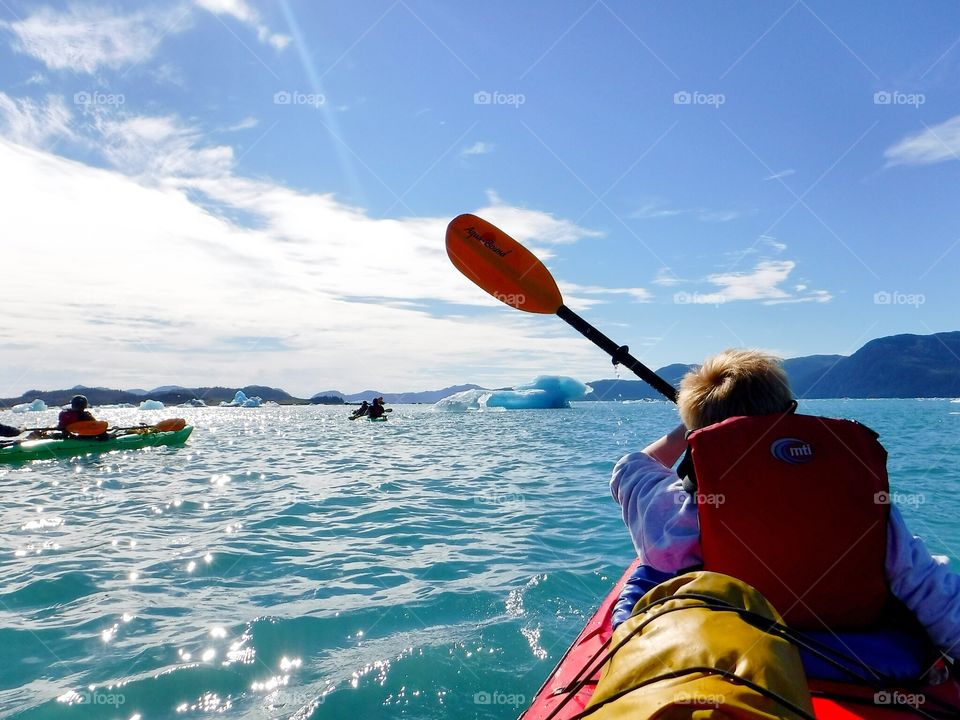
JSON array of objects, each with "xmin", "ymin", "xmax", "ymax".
[{"xmin": 1, "ymin": 399, "xmax": 958, "ymax": 719}]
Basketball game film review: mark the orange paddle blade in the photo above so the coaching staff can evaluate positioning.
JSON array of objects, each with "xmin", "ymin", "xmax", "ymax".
[
  {"xmin": 155, "ymin": 418, "xmax": 186, "ymax": 432},
  {"xmin": 446, "ymin": 214, "xmax": 563, "ymax": 314},
  {"xmin": 65, "ymin": 420, "xmax": 109, "ymax": 436}
]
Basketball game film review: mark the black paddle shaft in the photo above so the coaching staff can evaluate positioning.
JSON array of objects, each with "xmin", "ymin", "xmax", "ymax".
[{"xmin": 556, "ymin": 304, "xmax": 678, "ymax": 403}]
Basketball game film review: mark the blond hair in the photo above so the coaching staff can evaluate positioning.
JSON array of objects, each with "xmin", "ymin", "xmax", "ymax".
[{"xmin": 678, "ymin": 349, "xmax": 794, "ymax": 430}]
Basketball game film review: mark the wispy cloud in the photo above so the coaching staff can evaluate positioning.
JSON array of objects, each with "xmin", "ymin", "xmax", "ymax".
[
  {"xmin": 652, "ymin": 267, "xmax": 684, "ymax": 286},
  {"xmin": 97, "ymin": 114, "xmax": 235, "ymax": 177},
  {"xmin": 632, "ymin": 200, "xmax": 687, "ymax": 219},
  {"xmin": 764, "ymin": 168, "xmax": 795, "ymax": 181},
  {"xmin": 700, "ymin": 209, "xmax": 745, "ymax": 223},
  {"xmin": 884, "ymin": 115, "xmax": 960, "ymax": 166},
  {"xmin": 0, "ymin": 5, "xmax": 192, "ymax": 73},
  {"xmin": 222, "ymin": 116, "xmax": 259, "ymax": 132},
  {"xmin": 195, "ymin": 0, "xmax": 291, "ymax": 50},
  {"xmin": 760, "ymin": 235, "xmax": 787, "ymax": 252},
  {"xmin": 1, "ymin": 1, "xmax": 289, "ymax": 76},
  {"xmin": 561, "ymin": 282, "xmax": 652, "ymax": 310},
  {"xmin": 0, "ymin": 92, "xmax": 74, "ymax": 146},
  {"xmin": 460, "ymin": 141, "xmax": 493, "ymax": 157},
  {"xmin": 632, "ymin": 198, "xmax": 748, "ymax": 223}
]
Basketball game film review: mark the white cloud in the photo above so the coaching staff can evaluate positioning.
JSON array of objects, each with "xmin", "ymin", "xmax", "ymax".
[
  {"xmin": 885, "ymin": 116, "xmax": 960, "ymax": 166},
  {"xmin": 652, "ymin": 267, "xmax": 683, "ymax": 286},
  {"xmin": 0, "ymin": 92, "xmax": 74, "ymax": 147},
  {"xmin": 705, "ymin": 261, "xmax": 832, "ymax": 304},
  {"xmin": 1, "ymin": 2, "xmax": 288, "ymax": 76},
  {"xmin": 0, "ymin": 103, "xmax": 613, "ymax": 394},
  {"xmin": 708, "ymin": 260, "xmax": 794, "ymax": 301},
  {"xmin": 97, "ymin": 114, "xmax": 235, "ymax": 177},
  {"xmin": 472, "ymin": 190, "xmax": 602, "ymax": 248},
  {"xmin": 1, "ymin": 5, "xmax": 191, "ymax": 73},
  {"xmin": 223, "ymin": 116, "xmax": 259, "ymax": 132},
  {"xmin": 560, "ymin": 283, "xmax": 652, "ymax": 310},
  {"xmin": 460, "ymin": 141, "xmax": 493, "ymax": 157},
  {"xmin": 196, "ymin": 0, "xmax": 291, "ymax": 50}
]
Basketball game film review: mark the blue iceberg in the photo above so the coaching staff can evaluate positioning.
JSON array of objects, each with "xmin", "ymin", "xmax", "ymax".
[
  {"xmin": 220, "ymin": 390, "xmax": 262, "ymax": 408},
  {"xmin": 12, "ymin": 399, "xmax": 47, "ymax": 413},
  {"xmin": 434, "ymin": 376, "xmax": 590, "ymax": 411},
  {"xmin": 139, "ymin": 399, "xmax": 165, "ymax": 410}
]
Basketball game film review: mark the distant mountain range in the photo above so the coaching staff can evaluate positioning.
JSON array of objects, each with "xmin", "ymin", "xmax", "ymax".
[
  {"xmin": 313, "ymin": 384, "xmax": 484, "ymax": 405},
  {"xmin": 0, "ymin": 385, "xmax": 343, "ymax": 408},
  {"xmin": 2, "ymin": 332, "xmax": 957, "ymax": 409},
  {"xmin": 583, "ymin": 332, "xmax": 960, "ymax": 400}
]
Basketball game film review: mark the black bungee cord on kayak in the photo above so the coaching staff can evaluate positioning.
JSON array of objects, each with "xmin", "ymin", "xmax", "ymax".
[{"xmin": 542, "ymin": 592, "xmax": 960, "ymax": 720}]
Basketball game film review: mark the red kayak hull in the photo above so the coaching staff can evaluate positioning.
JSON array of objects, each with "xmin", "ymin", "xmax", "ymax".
[{"xmin": 521, "ymin": 560, "xmax": 960, "ymax": 720}]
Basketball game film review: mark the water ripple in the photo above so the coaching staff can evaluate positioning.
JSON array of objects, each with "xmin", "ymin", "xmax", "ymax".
[{"xmin": 0, "ymin": 401, "xmax": 957, "ymax": 718}]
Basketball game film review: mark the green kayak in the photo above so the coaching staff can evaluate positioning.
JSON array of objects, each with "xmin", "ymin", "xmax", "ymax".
[{"xmin": 0, "ymin": 426, "xmax": 194, "ymax": 464}]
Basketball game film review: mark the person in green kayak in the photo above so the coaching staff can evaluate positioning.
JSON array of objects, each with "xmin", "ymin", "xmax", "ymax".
[
  {"xmin": 0, "ymin": 423, "xmax": 23, "ymax": 446},
  {"xmin": 367, "ymin": 397, "xmax": 387, "ymax": 419},
  {"xmin": 351, "ymin": 400, "xmax": 370, "ymax": 419},
  {"xmin": 611, "ymin": 349, "xmax": 960, "ymax": 658},
  {"xmin": 57, "ymin": 394, "xmax": 96, "ymax": 430}
]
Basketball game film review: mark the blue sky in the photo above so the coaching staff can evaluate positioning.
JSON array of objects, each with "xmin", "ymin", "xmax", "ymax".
[{"xmin": 1, "ymin": 1, "xmax": 958, "ymax": 396}]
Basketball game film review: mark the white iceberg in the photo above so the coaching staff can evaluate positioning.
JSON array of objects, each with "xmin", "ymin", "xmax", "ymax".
[
  {"xmin": 433, "ymin": 376, "xmax": 591, "ymax": 412},
  {"xmin": 12, "ymin": 399, "xmax": 47, "ymax": 413},
  {"xmin": 138, "ymin": 399, "xmax": 165, "ymax": 410}
]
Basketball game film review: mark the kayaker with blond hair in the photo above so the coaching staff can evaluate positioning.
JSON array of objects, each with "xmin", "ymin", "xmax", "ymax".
[{"xmin": 611, "ymin": 348, "xmax": 960, "ymax": 656}]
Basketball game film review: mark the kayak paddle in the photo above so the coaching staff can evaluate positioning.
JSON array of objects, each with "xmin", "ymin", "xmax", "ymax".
[
  {"xmin": 445, "ymin": 214, "xmax": 678, "ymax": 403},
  {"xmin": 22, "ymin": 420, "xmax": 109, "ymax": 436},
  {"xmin": 112, "ymin": 418, "xmax": 187, "ymax": 434},
  {"xmin": 22, "ymin": 418, "xmax": 186, "ymax": 437}
]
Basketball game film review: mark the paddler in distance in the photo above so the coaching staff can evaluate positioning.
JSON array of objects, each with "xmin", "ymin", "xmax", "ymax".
[
  {"xmin": 350, "ymin": 400, "xmax": 370, "ymax": 419},
  {"xmin": 367, "ymin": 397, "xmax": 387, "ymax": 419},
  {"xmin": 57, "ymin": 394, "xmax": 97, "ymax": 431},
  {"xmin": 0, "ymin": 422, "xmax": 25, "ymax": 445}
]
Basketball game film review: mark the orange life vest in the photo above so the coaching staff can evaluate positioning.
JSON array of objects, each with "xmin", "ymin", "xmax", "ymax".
[{"xmin": 685, "ymin": 413, "xmax": 891, "ymax": 630}]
